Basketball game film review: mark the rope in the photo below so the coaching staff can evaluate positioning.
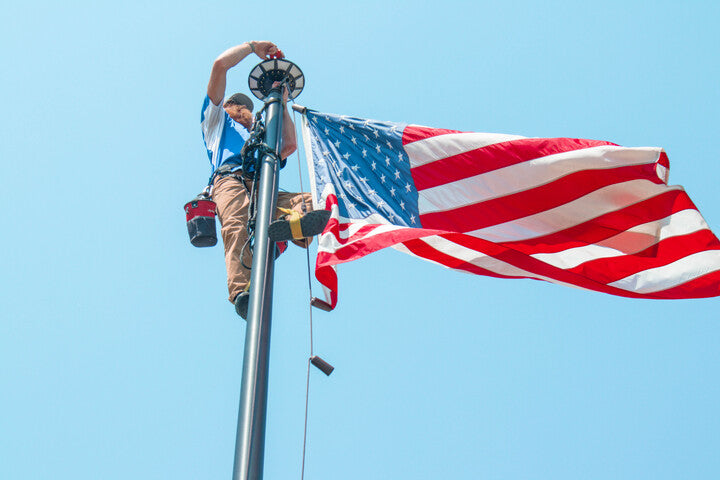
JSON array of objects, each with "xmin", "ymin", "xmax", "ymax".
[{"xmin": 292, "ymin": 104, "xmax": 315, "ymax": 480}]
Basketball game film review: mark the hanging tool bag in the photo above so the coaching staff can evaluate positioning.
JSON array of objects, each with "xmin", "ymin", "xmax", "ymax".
[{"xmin": 184, "ymin": 187, "xmax": 217, "ymax": 247}]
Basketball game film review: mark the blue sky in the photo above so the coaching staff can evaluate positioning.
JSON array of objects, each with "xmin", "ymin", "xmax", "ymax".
[{"xmin": 2, "ymin": 1, "xmax": 719, "ymax": 479}]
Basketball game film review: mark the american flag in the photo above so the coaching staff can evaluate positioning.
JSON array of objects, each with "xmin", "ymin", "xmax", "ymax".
[{"xmin": 299, "ymin": 109, "xmax": 720, "ymax": 309}]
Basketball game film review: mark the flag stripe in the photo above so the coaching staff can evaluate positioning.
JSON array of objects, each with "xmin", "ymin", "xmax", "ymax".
[
  {"xmin": 531, "ymin": 209, "xmax": 712, "ymax": 269},
  {"xmin": 466, "ymin": 181, "xmax": 680, "ymax": 243},
  {"xmin": 398, "ymin": 236, "xmax": 530, "ymax": 281},
  {"xmin": 608, "ymin": 250, "xmax": 720, "ymax": 293},
  {"xmin": 407, "ymin": 135, "xmax": 620, "ymax": 191},
  {"xmin": 417, "ymin": 146, "xmax": 663, "ymax": 213},
  {"xmin": 421, "ymin": 168, "xmax": 670, "ymax": 239},
  {"xmin": 404, "ymin": 130, "xmax": 526, "ymax": 168},
  {"xmin": 501, "ymin": 189, "xmax": 698, "ymax": 255},
  {"xmin": 568, "ymin": 230, "xmax": 720, "ymax": 284}
]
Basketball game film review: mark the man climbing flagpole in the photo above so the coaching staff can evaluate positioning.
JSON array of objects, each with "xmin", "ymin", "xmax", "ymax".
[{"xmin": 196, "ymin": 42, "xmax": 329, "ymax": 480}]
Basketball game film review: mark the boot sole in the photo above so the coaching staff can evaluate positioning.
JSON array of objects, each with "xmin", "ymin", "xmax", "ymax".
[{"xmin": 268, "ymin": 210, "xmax": 331, "ymax": 242}]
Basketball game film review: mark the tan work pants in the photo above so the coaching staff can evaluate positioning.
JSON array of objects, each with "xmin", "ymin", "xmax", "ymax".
[{"xmin": 213, "ymin": 174, "xmax": 313, "ymax": 303}]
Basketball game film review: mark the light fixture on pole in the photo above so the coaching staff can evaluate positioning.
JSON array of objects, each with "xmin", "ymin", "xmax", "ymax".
[{"xmin": 248, "ymin": 58, "xmax": 305, "ymax": 101}]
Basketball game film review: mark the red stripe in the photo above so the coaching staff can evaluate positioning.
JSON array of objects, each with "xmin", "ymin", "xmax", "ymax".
[
  {"xmin": 419, "ymin": 164, "xmax": 665, "ymax": 233},
  {"xmin": 438, "ymin": 232, "xmax": 653, "ymax": 298},
  {"xmin": 316, "ymin": 224, "xmax": 446, "ymax": 267},
  {"xmin": 501, "ymin": 190, "xmax": 698, "ymax": 255},
  {"xmin": 410, "ymin": 137, "xmax": 620, "ymax": 191},
  {"xmin": 566, "ymin": 230, "xmax": 720, "ymax": 284},
  {"xmin": 402, "ymin": 125, "xmax": 463, "ymax": 144},
  {"xmin": 314, "ymin": 263, "xmax": 338, "ymax": 308},
  {"xmin": 399, "ymin": 238, "xmax": 527, "ymax": 280}
]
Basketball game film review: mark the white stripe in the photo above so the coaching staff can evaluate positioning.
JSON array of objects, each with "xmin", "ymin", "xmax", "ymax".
[
  {"xmin": 404, "ymin": 131, "xmax": 525, "ymax": 168},
  {"xmin": 394, "ymin": 235, "xmax": 580, "ymax": 290},
  {"xmin": 531, "ymin": 209, "xmax": 710, "ymax": 269},
  {"xmin": 317, "ymin": 221, "xmax": 406, "ymax": 254},
  {"xmin": 300, "ymin": 113, "xmax": 322, "ymax": 211},
  {"xmin": 468, "ymin": 181, "xmax": 685, "ymax": 242},
  {"xmin": 418, "ymin": 146, "xmax": 662, "ymax": 214},
  {"xmin": 608, "ymin": 250, "xmax": 720, "ymax": 293}
]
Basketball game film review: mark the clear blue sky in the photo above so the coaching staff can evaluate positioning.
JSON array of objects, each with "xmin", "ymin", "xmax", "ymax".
[{"xmin": 2, "ymin": 1, "xmax": 719, "ymax": 479}]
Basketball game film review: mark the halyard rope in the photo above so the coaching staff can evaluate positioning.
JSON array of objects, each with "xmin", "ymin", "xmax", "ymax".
[{"xmin": 292, "ymin": 104, "xmax": 315, "ymax": 480}]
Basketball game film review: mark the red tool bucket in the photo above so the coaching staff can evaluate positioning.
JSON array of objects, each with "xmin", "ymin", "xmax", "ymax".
[{"xmin": 185, "ymin": 196, "xmax": 217, "ymax": 247}]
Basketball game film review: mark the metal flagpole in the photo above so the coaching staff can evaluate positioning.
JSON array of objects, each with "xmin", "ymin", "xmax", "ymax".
[
  {"xmin": 230, "ymin": 57, "xmax": 305, "ymax": 480},
  {"xmin": 231, "ymin": 86, "xmax": 283, "ymax": 480}
]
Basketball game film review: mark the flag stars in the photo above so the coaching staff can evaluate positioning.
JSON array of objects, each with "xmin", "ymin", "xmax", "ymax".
[
  {"xmin": 400, "ymin": 200, "xmax": 406, "ymax": 210},
  {"xmin": 405, "ymin": 183, "xmax": 412, "ymax": 192},
  {"xmin": 362, "ymin": 148, "xmax": 367, "ymax": 158},
  {"xmin": 351, "ymin": 165, "xmax": 360, "ymax": 172},
  {"xmin": 377, "ymin": 199, "xmax": 385, "ymax": 209},
  {"xmin": 371, "ymin": 160, "xmax": 377, "ymax": 171},
  {"xmin": 410, "ymin": 214, "xmax": 416, "ymax": 224},
  {"xmin": 394, "ymin": 169, "xmax": 401, "ymax": 180},
  {"xmin": 363, "ymin": 134, "xmax": 370, "ymax": 142},
  {"xmin": 334, "ymin": 140, "xmax": 341, "ymax": 149},
  {"xmin": 342, "ymin": 152, "xmax": 350, "ymax": 160},
  {"xmin": 386, "ymin": 140, "xmax": 393, "ymax": 149},
  {"xmin": 375, "ymin": 144, "xmax": 382, "ymax": 153},
  {"xmin": 389, "ymin": 187, "xmax": 396, "ymax": 197},
  {"xmin": 351, "ymin": 136, "xmax": 357, "ymax": 145},
  {"xmin": 385, "ymin": 156, "xmax": 391, "ymax": 166},
  {"xmin": 339, "ymin": 126, "xmax": 345, "ymax": 134},
  {"xmin": 380, "ymin": 174, "xmax": 386, "ymax": 184},
  {"xmin": 397, "ymin": 152, "xmax": 404, "ymax": 161},
  {"xmin": 324, "ymin": 127, "xmax": 330, "ymax": 135},
  {"xmin": 373, "ymin": 129, "xmax": 380, "ymax": 138}
]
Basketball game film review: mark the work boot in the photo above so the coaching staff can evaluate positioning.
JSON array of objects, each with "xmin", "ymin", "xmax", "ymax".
[
  {"xmin": 234, "ymin": 291, "xmax": 249, "ymax": 319},
  {"xmin": 268, "ymin": 210, "xmax": 331, "ymax": 243}
]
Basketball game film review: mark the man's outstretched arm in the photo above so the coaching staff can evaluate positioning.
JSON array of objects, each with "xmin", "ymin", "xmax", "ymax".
[
  {"xmin": 207, "ymin": 41, "xmax": 282, "ymax": 106},
  {"xmin": 279, "ymin": 85, "xmax": 297, "ymax": 159}
]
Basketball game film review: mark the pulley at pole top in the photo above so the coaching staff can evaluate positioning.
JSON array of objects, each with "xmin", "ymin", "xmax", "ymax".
[{"xmin": 248, "ymin": 58, "xmax": 304, "ymax": 101}]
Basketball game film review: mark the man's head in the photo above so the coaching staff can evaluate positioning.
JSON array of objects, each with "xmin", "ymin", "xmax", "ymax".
[{"xmin": 223, "ymin": 93, "xmax": 254, "ymax": 129}]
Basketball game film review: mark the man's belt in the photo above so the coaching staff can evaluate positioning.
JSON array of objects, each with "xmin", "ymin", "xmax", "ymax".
[{"xmin": 215, "ymin": 163, "xmax": 243, "ymax": 176}]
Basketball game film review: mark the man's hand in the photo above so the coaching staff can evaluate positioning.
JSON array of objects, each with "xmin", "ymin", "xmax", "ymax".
[
  {"xmin": 271, "ymin": 81, "xmax": 290, "ymax": 103},
  {"xmin": 252, "ymin": 41, "xmax": 284, "ymax": 60},
  {"xmin": 207, "ymin": 41, "xmax": 285, "ymax": 105}
]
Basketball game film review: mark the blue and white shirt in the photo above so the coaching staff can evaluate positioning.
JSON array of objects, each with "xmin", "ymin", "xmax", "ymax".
[{"xmin": 201, "ymin": 95, "xmax": 250, "ymax": 172}]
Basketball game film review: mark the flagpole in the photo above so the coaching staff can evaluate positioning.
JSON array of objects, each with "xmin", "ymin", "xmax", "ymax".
[{"xmin": 231, "ymin": 85, "xmax": 283, "ymax": 480}]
